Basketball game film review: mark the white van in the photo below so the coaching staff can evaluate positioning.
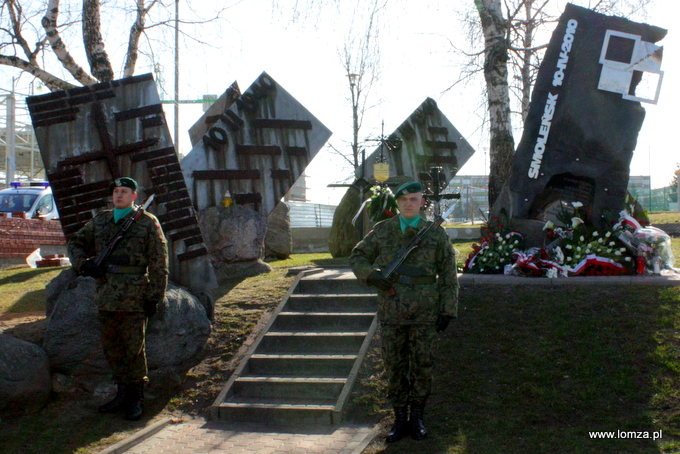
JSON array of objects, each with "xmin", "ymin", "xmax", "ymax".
[{"xmin": 0, "ymin": 182, "xmax": 59, "ymax": 220}]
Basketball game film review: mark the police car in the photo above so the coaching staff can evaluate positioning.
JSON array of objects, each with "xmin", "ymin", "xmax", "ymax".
[{"xmin": 0, "ymin": 181, "xmax": 59, "ymax": 220}]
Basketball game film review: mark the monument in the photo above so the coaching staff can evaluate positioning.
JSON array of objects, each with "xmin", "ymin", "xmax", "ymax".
[
  {"xmin": 180, "ymin": 72, "xmax": 332, "ymax": 215},
  {"xmin": 493, "ymin": 3, "xmax": 666, "ymax": 235},
  {"xmin": 329, "ymin": 98, "xmax": 474, "ymax": 256},
  {"xmin": 26, "ymin": 74, "xmax": 216, "ymax": 295}
]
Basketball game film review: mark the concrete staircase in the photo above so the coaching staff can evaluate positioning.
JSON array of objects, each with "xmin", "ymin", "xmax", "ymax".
[{"xmin": 210, "ymin": 268, "xmax": 378, "ymax": 425}]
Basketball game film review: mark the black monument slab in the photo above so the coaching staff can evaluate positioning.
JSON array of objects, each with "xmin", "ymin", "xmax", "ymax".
[{"xmin": 495, "ymin": 3, "xmax": 666, "ymax": 231}]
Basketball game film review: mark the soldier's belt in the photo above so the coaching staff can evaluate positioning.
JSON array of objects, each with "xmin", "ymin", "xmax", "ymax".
[
  {"xmin": 106, "ymin": 265, "xmax": 147, "ymax": 274},
  {"xmin": 390, "ymin": 274, "xmax": 437, "ymax": 285}
]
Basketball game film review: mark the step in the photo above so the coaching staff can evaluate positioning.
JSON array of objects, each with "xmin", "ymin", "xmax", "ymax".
[
  {"xmin": 295, "ymin": 278, "xmax": 373, "ymax": 295},
  {"xmin": 232, "ymin": 377, "xmax": 346, "ymax": 400},
  {"xmin": 214, "ymin": 400, "xmax": 337, "ymax": 425},
  {"xmin": 258, "ymin": 332, "xmax": 368, "ymax": 354},
  {"xmin": 285, "ymin": 294, "xmax": 377, "ymax": 312},
  {"xmin": 271, "ymin": 312, "xmax": 375, "ymax": 332},
  {"xmin": 246, "ymin": 354, "xmax": 357, "ymax": 377}
]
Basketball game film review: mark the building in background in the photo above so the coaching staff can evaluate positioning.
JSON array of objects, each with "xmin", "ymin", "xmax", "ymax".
[
  {"xmin": 1, "ymin": 89, "xmax": 44, "ymax": 185},
  {"xmin": 449, "ymin": 175, "xmax": 489, "ymax": 223}
]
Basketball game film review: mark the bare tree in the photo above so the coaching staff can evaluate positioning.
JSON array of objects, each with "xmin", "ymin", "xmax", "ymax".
[
  {"xmin": 1, "ymin": 0, "xmax": 223, "ymax": 91},
  {"xmin": 337, "ymin": 0, "xmax": 385, "ymax": 172}
]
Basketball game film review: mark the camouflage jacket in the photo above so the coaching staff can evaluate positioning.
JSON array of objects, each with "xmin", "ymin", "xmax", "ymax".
[
  {"xmin": 68, "ymin": 209, "xmax": 169, "ymax": 312},
  {"xmin": 350, "ymin": 215, "xmax": 458, "ymax": 325}
]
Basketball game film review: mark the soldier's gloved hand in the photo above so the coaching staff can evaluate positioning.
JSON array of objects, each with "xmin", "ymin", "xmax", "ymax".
[
  {"xmin": 80, "ymin": 258, "xmax": 106, "ymax": 279},
  {"xmin": 366, "ymin": 271, "xmax": 394, "ymax": 292},
  {"xmin": 436, "ymin": 315, "xmax": 453, "ymax": 333},
  {"xmin": 143, "ymin": 300, "xmax": 158, "ymax": 318}
]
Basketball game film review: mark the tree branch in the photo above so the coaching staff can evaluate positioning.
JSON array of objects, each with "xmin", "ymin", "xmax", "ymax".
[{"xmin": 0, "ymin": 54, "xmax": 76, "ymax": 90}]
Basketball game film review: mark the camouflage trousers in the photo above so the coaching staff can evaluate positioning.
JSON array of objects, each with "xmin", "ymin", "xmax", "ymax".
[
  {"xmin": 380, "ymin": 323, "xmax": 439, "ymax": 407},
  {"xmin": 98, "ymin": 310, "xmax": 148, "ymax": 384}
]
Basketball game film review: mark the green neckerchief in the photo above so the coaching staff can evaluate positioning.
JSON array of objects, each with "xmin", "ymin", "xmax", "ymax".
[
  {"xmin": 113, "ymin": 207, "xmax": 133, "ymax": 223},
  {"xmin": 399, "ymin": 214, "xmax": 421, "ymax": 234}
]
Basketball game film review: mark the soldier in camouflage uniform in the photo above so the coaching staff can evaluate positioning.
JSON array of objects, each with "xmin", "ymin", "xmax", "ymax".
[
  {"xmin": 68, "ymin": 177, "xmax": 168, "ymax": 421},
  {"xmin": 350, "ymin": 181, "xmax": 458, "ymax": 443}
]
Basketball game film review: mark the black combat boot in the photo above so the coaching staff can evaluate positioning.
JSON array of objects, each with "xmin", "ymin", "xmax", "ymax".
[
  {"xmin": 385, "ymin": 406, "xmax": 409, "ymax": 443},
  {"xmin": 410, "ymin": 403, "xmax": 428, "ymax": 440},
  {"xmin": 98, "ymin": 382, "xmax": 127, "ymax": 414},
  {"xmin": 124, "ymin": 382, "xmax": 144, "ymax": 421}
]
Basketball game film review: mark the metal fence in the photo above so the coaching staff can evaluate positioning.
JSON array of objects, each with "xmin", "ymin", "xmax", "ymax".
[{"xmin": 287, "ymin": 201, "xmax": 337, "ymax": 228}]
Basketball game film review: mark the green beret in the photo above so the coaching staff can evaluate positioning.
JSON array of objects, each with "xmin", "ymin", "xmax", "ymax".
[
  {"xmin": 394, "ymin": 181, "xmax": 423, "ymax": 198},
  {"xmin": 109, "ymin": 177, "xmax": 138, "ymax": 193}
]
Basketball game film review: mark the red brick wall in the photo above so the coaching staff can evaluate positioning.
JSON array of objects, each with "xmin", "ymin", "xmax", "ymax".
[{"xmin": 0, "ymin": 214, "xmax": 67, "ymax": 259}]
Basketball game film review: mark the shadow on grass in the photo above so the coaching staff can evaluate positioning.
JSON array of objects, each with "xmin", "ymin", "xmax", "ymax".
[
  {"xmin": 375, "ymin": 284, "xmax": 680, "ymax": 454},
  {"xmin": 0, "ymin": 267, "xmax": 56, "ymax": 286},
  {"xmin": 5, "ymin": 288, "xmax": 48, "ymax": 313}
]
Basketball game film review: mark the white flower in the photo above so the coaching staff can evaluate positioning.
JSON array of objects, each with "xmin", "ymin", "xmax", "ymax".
[
  {"xmin": 593, "ymin": 231, "xmax": 599, "ymax": 237},
  {"xmin": 500, "ymin": 258, "xmax": 505, "ymax": 263},
  {"xmin": 566, "ymin": 244, "xmax": 572, "ymax": 249},
  {"xmin": 577, "ymin": 246, "xmax": 582, "ymax": 251},
  {"xmin": 514, "ymin": 240, "xmax": 519, "ymax": 245},
  {"xmin": 605, "ymin": 231, "xmax": 612, "ymax": 238},
  {"xmin": 609, "ymin": 241, "xmax": 615, "ymax": 246},
  {"xmin": 620, "ymin": 248, "xmax": 626, "ymax": 252},
  {"xmin": 625, "ymin": 257, "xmax": 632, "ymax": 262},
  {"xmin": 572, "ymin": 217, "xmax": 584, "ymax": 229},
  {"xmin": 579, "ymin": 235, "xmax": 585, "ymax": 242},
  {"xmin": 615, "ymin": 251, "xmax": 622, "ymax": 256},
  {"xmin": 572, "ymin": 201, "xmax": 583, "ymax": 208},
  {"xmin": 543, "ymin": 220, "xmax": 555, "ymax": 230},
  {"xmin": 495, "ymin": 232, "xmax": 501, "ymax": 238},
  {"xmin": 482, "ymin": 258, "xmax": 487, "ymax": 262},
  {"xmin": 597, "ymin": 238, "xmax": 603, "ymax": 244},
  {"xmin": 566, "ymin": 257, "xmax": 572, "ymax": 262}
]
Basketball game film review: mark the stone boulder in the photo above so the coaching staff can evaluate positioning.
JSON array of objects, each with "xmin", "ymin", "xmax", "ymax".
[
  {"xmin": 198, "ymin": 205, "xmax": 273, "ymax": 280},
  {"xmin": 43, "ymin": 270, "xmax": 211, "ymax": 391},
  {"xmin": 146, "ymin": 281, "xmax": 212, "ymax": 385},
  {"xmin": 265, "ymin": 202, "xmax": 292, "ymax": 260},
  {"xmin": 0, "ymin": 334, "xmax": 51, "ymax": 416},
  {"xmin": 328, "ymin": 186, "xmax": 363, "ymax": 258}
]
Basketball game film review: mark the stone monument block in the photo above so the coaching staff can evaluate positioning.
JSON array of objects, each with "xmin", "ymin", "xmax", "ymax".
[{"xmin": 494, "ymin": 4, "xmax": 666, "ymax": 231}]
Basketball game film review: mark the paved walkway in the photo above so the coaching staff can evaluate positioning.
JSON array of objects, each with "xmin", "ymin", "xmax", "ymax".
[{"xmin": 101, "ymin": 418, "xmax": 376, "ymax": 454}]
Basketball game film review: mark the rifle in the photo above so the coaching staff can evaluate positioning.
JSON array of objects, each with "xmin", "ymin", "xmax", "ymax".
[
  {"xmin": 94, "ymin": 193, "xmax": 155, "ymax": 270},
  {"xmin": 381, "ymin": 200, "xmax": 459, "ymax": 284}
]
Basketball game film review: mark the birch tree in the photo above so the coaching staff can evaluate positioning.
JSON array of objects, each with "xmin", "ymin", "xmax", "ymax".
[
  {"xmin": 475, "ymin": 0, "xmax": 515, "ymax": 208},
  {"xmin": 1, "ymin": 0, "xmax": 221, "ymax": 91}
]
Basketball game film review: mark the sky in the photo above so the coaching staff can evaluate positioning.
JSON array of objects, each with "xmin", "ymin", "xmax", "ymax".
[{"xmin": 3, "ymin": 0, "xmax": 678, "ymax": 205}]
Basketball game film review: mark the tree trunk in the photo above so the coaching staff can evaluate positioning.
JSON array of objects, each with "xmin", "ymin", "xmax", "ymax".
[
  {"xmin": 520, "ymin": 0, "xmax": 535, "ymax": 124},
  {"xmin": 123, "ymin": 0, "xmax": 150, "ymax": 77},
  {"xmin": 83, "ymin": 0, "xmax": 114, "ymax": 82},
  {"xmin": 43, "ymin": 0, "xmax": 98, "ymax": 85},
  {"xmin": 475, "ymin": 0, "xmax": 515, "ymax": 209}
]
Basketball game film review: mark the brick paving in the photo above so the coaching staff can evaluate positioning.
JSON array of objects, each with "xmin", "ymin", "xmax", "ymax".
[{"xmin": 112, "ymin": 418, "xmax": 375, "ymax": 454}]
